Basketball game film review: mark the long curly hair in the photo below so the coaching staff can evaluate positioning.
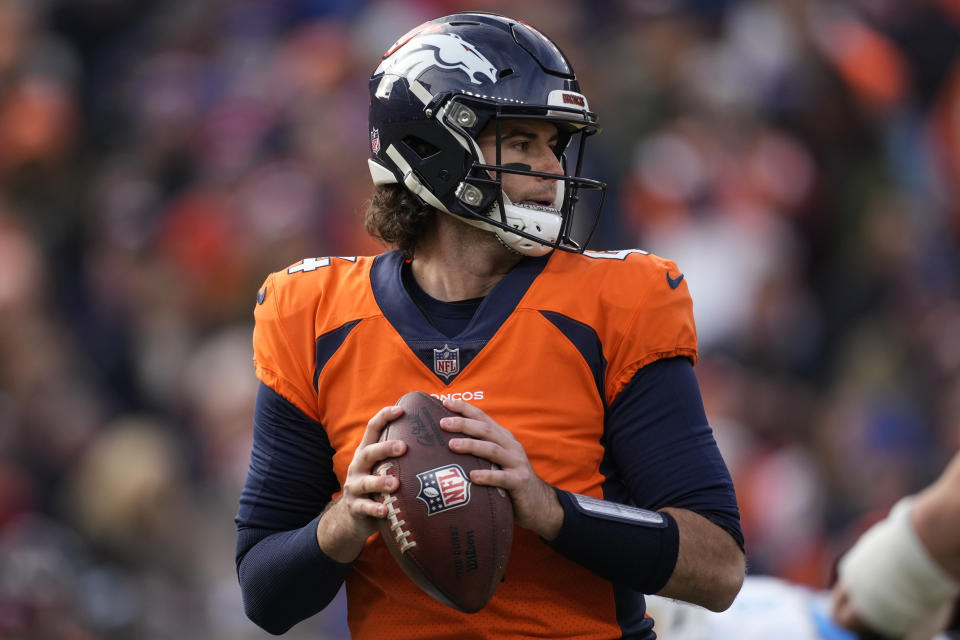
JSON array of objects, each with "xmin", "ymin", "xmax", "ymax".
[{"xmin": 364, "ymin": 184, "xmax": 437, "ymax": 258}]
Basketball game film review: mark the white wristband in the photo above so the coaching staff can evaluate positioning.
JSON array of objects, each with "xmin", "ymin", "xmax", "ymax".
[{"xmin": 838, "ymin": 496, "xmax": 960, "ymax": 636}]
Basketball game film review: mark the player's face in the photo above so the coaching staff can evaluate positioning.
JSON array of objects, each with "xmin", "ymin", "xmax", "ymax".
[{"xmin": 476, "ymin": 119, "xmax": 563, "ymax": 207}]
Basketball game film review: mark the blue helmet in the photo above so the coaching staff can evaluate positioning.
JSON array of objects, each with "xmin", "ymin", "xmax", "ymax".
[{"xmin": 368, "ymin": 12, "xmax": 606, "ymax": 256}]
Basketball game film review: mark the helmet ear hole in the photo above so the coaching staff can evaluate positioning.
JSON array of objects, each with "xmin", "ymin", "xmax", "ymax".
[
  {"xmin": 403, "ymin": 135, "xmax": 441, "ymax": 159},
  {"xmin": 498, "ymin": 68, "xmax": 514, "ymax": 79}
]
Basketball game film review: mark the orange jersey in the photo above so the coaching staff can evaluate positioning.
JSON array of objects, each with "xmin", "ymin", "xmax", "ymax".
[{"xmin": 252, "ymin": 249, "xmax": 697, "ymax": 639}]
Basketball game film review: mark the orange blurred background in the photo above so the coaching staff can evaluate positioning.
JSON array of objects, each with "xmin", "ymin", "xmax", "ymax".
[{"xmin": 1, "ymin": 1, "xmax": 959, "ymax": 637}]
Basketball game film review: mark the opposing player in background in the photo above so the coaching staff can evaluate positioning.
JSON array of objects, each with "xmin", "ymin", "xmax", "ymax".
[
  {"xmin": 648, "ymin": 572, "xmax": 957, "ymax": 640},
  {"xmin": 646, "ymin": 575, "xmax": 855, "ymax": 640},
  {"xmin": 646, "ymin": 447, "xmax": 960, "ymax": 640},
  {"xmin": 234, "ymin": 12, "xmax": 744, "ymax": 638},
  {"xmin": 831, "ymin": 448, "xmax": 960, "ymax": 639}
]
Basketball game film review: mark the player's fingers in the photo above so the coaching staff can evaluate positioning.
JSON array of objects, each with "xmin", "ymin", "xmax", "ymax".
[
  {"xmin": 448, "ymin": 437, "xmax": 509, "ymax": 466},
  {"xmin": 468, "ymin": 465, "xmax": 530, "ymax": 489},
  {"xmin": 360, "ymin": 405, "xmax": 404, "ymax": 446},
  {"xmin": 830, "ymin": 585, "xmax": 864, "ymax": 630},
  {"xmin": 353, "ymin": 439, "xmax": 406, "ymax": 471},
  {"xmin": 348, "ymin": 496, "xmax": 389, "ymax": 519},
  {"xmin": 344, "ymin": 472, "xmax": 398, "ymax": 497},
  {"xmin": 440, "ymin": 415, "xmax": 511, "ymax": 445},
  {"xmin": 830, "ymin": 585, "xmax": 845, "ymax": 619},
  {"xmin": 442, "ymin": 397, "xmax": 490, "ymax": 421},
  {"xmin": 368, "ymin": 472, "xmax": 398, "ymax": 494},
  {"xmin": 438, "ymin": 415, "xmax": 478, "ymax": 435}
]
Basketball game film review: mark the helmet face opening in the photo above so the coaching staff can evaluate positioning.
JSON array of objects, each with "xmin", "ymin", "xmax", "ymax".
[
  {"xmin": 368, "ymin": 12, "xmax": 607, "ymax": 255},
  {"xmin": 453, "ymin": 100, "xmax": 606, "ymax": 253}
]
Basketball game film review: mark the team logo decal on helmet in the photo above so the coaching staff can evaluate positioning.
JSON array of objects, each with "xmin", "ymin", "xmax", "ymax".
[{"xmin": 376, "ymin": 32, "xmax": 498, "ymax": 87}]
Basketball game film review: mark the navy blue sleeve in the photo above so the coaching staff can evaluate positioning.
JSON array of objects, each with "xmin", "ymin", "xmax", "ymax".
[
  {"xmin": 546, "ymin": 357, "xmax": 743, "ymax": 593},
  {"xmin": 235, "ymin": 382, "xmax": 351, "ymax": 635},
  {"xmin": 602, "ymin": 356, "xmax": 744, "ymax": 548}
]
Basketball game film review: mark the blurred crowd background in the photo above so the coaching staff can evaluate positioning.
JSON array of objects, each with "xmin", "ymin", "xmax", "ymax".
[{"xmin": 1, "ymin": 0, "xmax": 959, "ymax": 637}]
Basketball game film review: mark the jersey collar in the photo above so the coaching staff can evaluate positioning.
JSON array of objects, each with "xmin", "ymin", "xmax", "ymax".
[{"xmin": 370, "ymin": 250, "xmax": 550, "ymax": 383}]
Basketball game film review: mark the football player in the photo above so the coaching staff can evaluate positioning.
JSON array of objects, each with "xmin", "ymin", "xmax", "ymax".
[
  {"xmin": 832, "ymin": 449, "xmax": 960, "ymax": 639},
  {"xmin": 235, "ymin": 12, "xmax": 744, "ymax": 639}
]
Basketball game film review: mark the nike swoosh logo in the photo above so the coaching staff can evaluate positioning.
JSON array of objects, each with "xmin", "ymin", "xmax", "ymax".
[
  {"xmin": 257, "ymin": 286, "xmax": 268, "ymax": 304},
  {"xmin": 666, "ymin": 271, "xmax": 684, "ymax": 289}
]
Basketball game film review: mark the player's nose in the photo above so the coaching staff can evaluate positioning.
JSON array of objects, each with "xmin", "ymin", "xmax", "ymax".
[{"xmin": 533, "ymin": 146, "xmax": 562, "ymax": 177}]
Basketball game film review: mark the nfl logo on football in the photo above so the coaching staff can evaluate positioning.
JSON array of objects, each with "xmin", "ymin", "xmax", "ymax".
[
  {"xmin": 417, "ymin": 464, "xmax": 471, "ymax": 515},
  {"xmin": 433, "ymin": 344, "xmax": 459, "ymax": 379}
]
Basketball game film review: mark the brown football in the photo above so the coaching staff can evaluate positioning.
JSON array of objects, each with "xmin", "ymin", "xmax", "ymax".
[{"xmin": 373, "ymin": 391, "xmax": 514, "ymax": 613}]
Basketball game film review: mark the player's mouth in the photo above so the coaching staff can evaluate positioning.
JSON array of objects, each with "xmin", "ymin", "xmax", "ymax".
[{"xmin": 518, "ymin": 199, "xmax": 557, "ymax": 210}]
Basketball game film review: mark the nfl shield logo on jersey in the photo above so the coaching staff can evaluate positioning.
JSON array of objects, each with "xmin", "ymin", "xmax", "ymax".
[
  {"xmin": 370, "ymin": 127, "xmax": 381, "ymax": 153},
  {"xmin": 416, "ymin": 464, "xmax": 471, "ymax": 515},
  {"xmin": 433, "ymin": 344, "xmax": 459, "ymax": 379}
]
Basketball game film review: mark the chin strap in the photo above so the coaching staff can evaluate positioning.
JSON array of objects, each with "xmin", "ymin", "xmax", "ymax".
[{"xmin": 475, "ymin": 197, "xmax": 561, "ymax": 256}]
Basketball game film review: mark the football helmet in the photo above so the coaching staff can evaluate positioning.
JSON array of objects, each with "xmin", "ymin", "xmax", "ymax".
[{"xmin": 368, "ymin": 12, "xmax": 606, "ymax": 256}]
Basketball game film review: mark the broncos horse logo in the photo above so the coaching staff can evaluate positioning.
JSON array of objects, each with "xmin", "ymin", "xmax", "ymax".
[{"xmin": 376, "ymin": 33, "xmax": 498, "ymax": 86}]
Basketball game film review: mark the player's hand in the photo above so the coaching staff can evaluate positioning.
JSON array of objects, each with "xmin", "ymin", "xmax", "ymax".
[
  {"xmin": 316, "ymin": 405, "xmax": 407, "ymax": 562},
  {"xmin": 439, "ymin": 398, "xmax": 563, "ymax": 540},
  {"xmin": 830, "ymin": 583, "xmax": 867, "ymax": 631}
]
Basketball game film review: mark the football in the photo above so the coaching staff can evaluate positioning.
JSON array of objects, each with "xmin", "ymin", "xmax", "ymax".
[{"xmin": 373, "ymin": 391, "xmax": 514, "ymax": 613}]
